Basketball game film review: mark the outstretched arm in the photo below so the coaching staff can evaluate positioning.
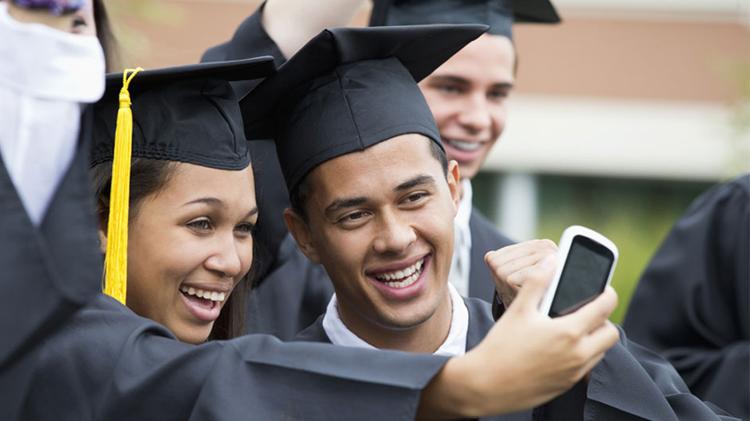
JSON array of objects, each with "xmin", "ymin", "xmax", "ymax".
[{"xmin": 263, "ymin": 0, "xmax": 367, "ymax": 59}]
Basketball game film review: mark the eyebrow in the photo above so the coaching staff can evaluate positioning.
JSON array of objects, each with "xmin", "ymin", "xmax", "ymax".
[
  {"xmin": 246, "ymin": 207, "xmax": 259, "ymax": 219},
  {"xmin": 430, "ymin": 75, "xmax": 514, "ymax": 90},
  {"xmin": 182, "ymin": 197, "xmax": 259, "ymax": 218},
  {"xmin": 395, "ymin": 175, "xmax": 435, "ymax": 192},
  {"xmin": 183, "ymin": 197, "xmax": 224, "ymax": 208},
  {"xmin": 324, "ymin": 196, "xmax": 368, "ymax": 217}
]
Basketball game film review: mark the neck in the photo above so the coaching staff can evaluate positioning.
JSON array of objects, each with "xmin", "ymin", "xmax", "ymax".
[{"xmin": 337, "ymin": 288, "xmax": 453, "ymax": 353}]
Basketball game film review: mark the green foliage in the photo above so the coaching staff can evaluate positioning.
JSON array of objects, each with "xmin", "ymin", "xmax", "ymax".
[
  {"xmin": 473, "ymin": 173, "xmax": 712, "ymax": 324},
  {"xmin": 534, "ymin": 175, "xmax": 711, "ymax": 324}
]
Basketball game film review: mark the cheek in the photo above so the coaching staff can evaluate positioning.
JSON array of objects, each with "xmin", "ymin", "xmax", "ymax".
[
  {"xmin": 316, "ymin": 229, "xmax": 368, "ymax": 273},
  {"xmin": 416, "ymin": 204, "xmax": 455, "ymax": 245},
  {"xmin": 423, "ymin": 95, "xmax": 457, "ymax": 128},
  {"xmin": 488, "ymin": 106, "xmax": 508, "ymax": 139},
  {"xmin": 133, "ymin": 227, "xmax": 209, "ymax": 284},
  {"xmin": 238, "ymin": 240, "xmax": 254, "ymax": 275}
]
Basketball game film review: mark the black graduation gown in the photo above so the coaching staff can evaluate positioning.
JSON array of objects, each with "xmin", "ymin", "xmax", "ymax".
[
  {"xmin": 624, "ymin": 174, "xmax": 750, "ymax": 419},
  {"xmin": 296, "ymin": 297, "xmax": 739, "ymax": 420},
  {"xmin": 15, "ymin": 294, "xmax": 449, "ymax": 421},
  {"xmin": 245, "ymin": 234, "xmax": 334, "ymax": 340},
  {"xmin": 0, "ymin": 112, "xmax": 102, "ymax": 416},
  {"xmin": 467, "ymin": 207, "xmax": 515, "ymax": 299}
]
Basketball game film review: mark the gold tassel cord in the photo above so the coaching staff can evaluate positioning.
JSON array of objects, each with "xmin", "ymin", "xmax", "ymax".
[{"xmin": 103, "ymin": 68, "xmax": 143, "ymax": 305}]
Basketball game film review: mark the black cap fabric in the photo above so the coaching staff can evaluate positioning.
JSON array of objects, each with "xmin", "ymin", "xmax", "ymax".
[
  {"xmin": 369, "ymin": 0, "xmax": 560, "ymax": 39},
  {"xmin": 91, "ymin": 57, "xmax": 276, "ymax": 170},
  {"xmin": 241, "ymin": 24, "xmax": 486, "ymax": 193}
]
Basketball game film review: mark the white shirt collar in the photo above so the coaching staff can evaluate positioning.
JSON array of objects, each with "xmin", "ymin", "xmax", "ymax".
[
  {"xmin": 456, "ymin": 179, "xmax": 473, "ymax": 231},
  {"xmin": 448, "ymin": 179, "xmax": 473, "ymax": 296},
  {"xmin": 322, "ymin": 283, "xmax": 469, "ymax": 357}
]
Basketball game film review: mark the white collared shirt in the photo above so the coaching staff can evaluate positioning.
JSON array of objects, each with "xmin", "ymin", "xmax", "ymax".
[
  {"xmin": 322, "ymin": 283, "xmax": 469, "ymax": 357},
  {"xmin": 448, "ymin": 179, "xmax": 473, "ymax": 297}
]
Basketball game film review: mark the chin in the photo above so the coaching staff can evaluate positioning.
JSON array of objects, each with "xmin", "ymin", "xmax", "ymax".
[
  {"xmin": 173, "ymin": 326, "xmax": 212, "ymax": 344},
  {"xmin": 457, "ymin": 163, "xmax": 481, "ymax": 180},
  {"xmin": 379, "ymin": 304, "xmax": 437, "ymax": 330}
]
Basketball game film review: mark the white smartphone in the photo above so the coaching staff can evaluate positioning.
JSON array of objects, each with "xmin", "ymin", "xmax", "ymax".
[{"xmin": 538, "ymin": 225, "xmax": 618, "ymax": 317}]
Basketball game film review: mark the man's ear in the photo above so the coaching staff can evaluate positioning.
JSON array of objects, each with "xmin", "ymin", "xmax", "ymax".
[
  {"xmin": 283, "ymin": 208, "xmax": 321, "ymax": 264},
  {"xmin": 447, "ymin": 160, "xmax": 461, "ymax": 211},
  {"xmin": 98, "ymin": 228, "xmax": 107, "ymax": 254}
]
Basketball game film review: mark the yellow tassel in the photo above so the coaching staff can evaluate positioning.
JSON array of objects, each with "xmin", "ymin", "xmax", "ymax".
[{"xmin": 103, "ymin": 68, "xmax": 142, "ymax": 305}]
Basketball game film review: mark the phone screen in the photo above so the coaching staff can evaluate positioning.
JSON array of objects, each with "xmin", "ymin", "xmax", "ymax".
[{"xmin": 549, "ymin": 235, "xmax": 614, "ymax": 317}]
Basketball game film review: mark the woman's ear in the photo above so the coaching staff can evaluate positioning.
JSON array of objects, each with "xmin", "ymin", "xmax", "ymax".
[{"xmin": 98, "ymin": 228, "xmax": 107, "ymax": 254}]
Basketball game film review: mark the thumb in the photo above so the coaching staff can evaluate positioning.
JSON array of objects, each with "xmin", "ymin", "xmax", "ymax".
[{"xmin": 508, "ymin": 254, "xmax": 556, "ymax": 315}]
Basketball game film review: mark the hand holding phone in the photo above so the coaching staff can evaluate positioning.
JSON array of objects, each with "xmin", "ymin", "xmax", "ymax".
[{"xmin": 538, "ymin": 225, "xmax": 618, "ymax": 317}]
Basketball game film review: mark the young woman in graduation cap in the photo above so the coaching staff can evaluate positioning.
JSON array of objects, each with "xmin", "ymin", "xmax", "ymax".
[
  {"xmin": 88, "ymin": 59, "xmax": 270, "ymax": 343},
  {"xmin": 11, "ymin": 32, "xmax": 621, "ymax": 420}
]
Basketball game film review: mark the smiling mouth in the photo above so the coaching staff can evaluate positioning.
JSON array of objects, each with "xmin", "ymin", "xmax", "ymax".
[
  {"xmin": 443, "ymin": 138, "xmax": 485, "ymax": 152},
  {"xmin": 180, "ymin": 285, "xmax": 227, "ymax": 303},
  {"xmin": 371, "ymin": 257, "xmax": 426, "ymax": 289}
]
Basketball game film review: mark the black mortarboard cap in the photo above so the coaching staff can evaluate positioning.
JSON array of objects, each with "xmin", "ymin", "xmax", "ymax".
[
  {"xmin": 91, "ymin": 57, "xmax": 276, "ymax": 170},
  {"xmin": 241, "ymin": 24, "xmax": 487, "ymax": 193},
  {"xmin": 369, "ymin": 0, "xmax": 561, "ymax": 39}
]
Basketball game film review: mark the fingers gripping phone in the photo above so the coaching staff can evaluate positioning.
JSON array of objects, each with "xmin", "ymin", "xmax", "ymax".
[{"xmin": 539, "ymin": 226, "xmax": 618, "ymax": 318}]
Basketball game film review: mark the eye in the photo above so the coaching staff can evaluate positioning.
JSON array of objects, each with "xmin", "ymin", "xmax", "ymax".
[
  {"xmin": 186, "ymin": 218, "xmax": 213, "ymax": 232},
  {"xmin": 488, "ymin": 88, "xmax": 510, "ymax": 102},
  {"xmin": 337, "ymin": 210, "xmax": 372, "ymax": 227},
  {"xmin": 343, "ymin": 211, "xmax": 367, "ymax": 221},
  {"xmin": 72, "ymin": 16, "xmax": 88, "ymax": 29},
  {"xmin": 234, "ymin": 222, "xmax": 256, "ymax": 237},
  {"xmin": 402, "ymin": 191, "xmax": 430, "ymax": 207},
  {"xmin": 436, "ymin": 84, "xmax": 464, "ymax": 96}
]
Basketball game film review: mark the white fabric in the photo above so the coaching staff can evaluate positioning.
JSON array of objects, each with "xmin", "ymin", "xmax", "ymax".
[
  {"xmin": 448, "ymin": 179, "xmax": 473, "ymax": 297},
  {"xmin": 323, "ymin": 283, "xmax": 469, "ymax": 357},
  {"xmin": 0, "ymin": 3, "xmax": 105, "ymax": 225}
]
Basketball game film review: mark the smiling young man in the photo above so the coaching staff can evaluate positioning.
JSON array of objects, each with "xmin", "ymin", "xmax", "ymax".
[{"xmin": 294, "ymin": 133, "xmax": 462, "ymax": 353}]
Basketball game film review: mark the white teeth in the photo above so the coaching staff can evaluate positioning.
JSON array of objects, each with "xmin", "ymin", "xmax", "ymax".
[
  {"xmin": 446, "ymin": 138, "xmax": 482, "ymax": 152},
  {"xmin": 374, "ymin": 258, "xmax": 425, "ymax": 287},
  {"xmin": 384, "ymin": 272, "xmax": 419, "ymax": 289},
  {"xmin": 179, "ymin": 285, "xmax": 227, "ymax": 303}
]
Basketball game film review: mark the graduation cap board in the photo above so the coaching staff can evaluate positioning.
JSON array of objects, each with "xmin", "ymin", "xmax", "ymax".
[
  {"xmin": 91, "ymin": 57, "xmax": 275, "ymax": 304},
  {"xmin": 241, "ymin": 24, "xmax": 487, "ymax": 194},
  {"xmin": 369, "ymin": 0, "xmax": 561, "ymax": 39}
]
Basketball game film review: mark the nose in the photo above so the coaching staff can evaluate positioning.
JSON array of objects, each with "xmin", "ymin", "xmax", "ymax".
[
  {"xmin": 457, "ymin": 94, "xmax": 492, "ymax": 134},
  {"xmin": 204, "ymin": 233, "xmax": 244, "ymax": 279},
  {"xmin": 372, "ymin": 210, "xmax": 417, "ymax": 255}
]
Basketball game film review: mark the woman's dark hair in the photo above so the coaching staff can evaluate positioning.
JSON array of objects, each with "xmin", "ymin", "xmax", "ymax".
[
  {"xmin": 91, "ymin": 158, "xmax": 253, "ymax": 341},
  {"xmin": 92, "ymin": 0, "xmax": 118, "ymax": 71}
]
